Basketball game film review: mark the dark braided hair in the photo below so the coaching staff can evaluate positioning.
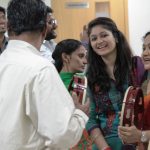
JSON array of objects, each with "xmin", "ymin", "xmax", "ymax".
[{"xmin": 52, "ymin": 39, "xmax": 83, "ymax": 72}]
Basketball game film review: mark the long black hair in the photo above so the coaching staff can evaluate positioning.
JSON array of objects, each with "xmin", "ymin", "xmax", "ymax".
[
  {"xmin": 52, "ymin": 39, "xmax": 83, "ymax": 72},
  {"xmin": 87, "ymin": 17, "xmax": 133, "ymax": 93}
]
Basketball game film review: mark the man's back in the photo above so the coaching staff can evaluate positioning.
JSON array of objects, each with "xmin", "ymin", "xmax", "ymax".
[
  {"xmin": 0, "ymin": 40, "xmax": 88, "ymax": 150},
  {"xmin": 0, "ymin": 0, "xmax": 88, "ymax": 149},
  {"xmin": 0, "ymin": 40, "xmax": 53, "ymax": 149}
]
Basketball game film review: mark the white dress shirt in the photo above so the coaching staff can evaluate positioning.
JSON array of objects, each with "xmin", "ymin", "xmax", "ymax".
[
  {"xmin": 0, "ymin": 40, "xmax": 88, "ymax": 150},
  {"xmin": 40, "ymin": 40, "xmax": 56, "ymax": 62}
]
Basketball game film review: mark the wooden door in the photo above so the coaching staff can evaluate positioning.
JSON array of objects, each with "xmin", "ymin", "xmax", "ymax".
[{"xmin": 52, "ymin": 0, "xmax": 128, "ymax": 42}]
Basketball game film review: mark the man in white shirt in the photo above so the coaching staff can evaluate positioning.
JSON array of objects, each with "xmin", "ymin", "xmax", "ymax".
[
  {"xmin": 0, "ymin": 0, "xmax": 88, "ymax": 150},
  {"xmin": 40, "ymin": 6, "xmax": 57, "ymax": 62}
]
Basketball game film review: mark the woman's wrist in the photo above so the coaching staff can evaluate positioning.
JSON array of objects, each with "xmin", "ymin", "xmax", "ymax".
[
  {"xmin": 91, "ymin": 133, "xmax": 101, "ymax": 143},
  {"xmin": 101, "ymin": 146, "xmax": 112, "ymax": 150}
]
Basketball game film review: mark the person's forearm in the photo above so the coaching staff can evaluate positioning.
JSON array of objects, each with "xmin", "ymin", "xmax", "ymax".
[
  {"xmin": 90, "ymin": 128, "xmax": 109, "ymax": 150},
  {"xmin": 47, "ymin": 109, "xmax": 88, "ymax": 149},
  {"xmin": 118, "ymin": 126, "xmax": 150, "ymax": 144},
  {"xmin": 142, "ymin": 130, "xmax": 150, "ymax": 142},
  {"xmin": 60, "ymin": 109, "xmax": 88, "ymax": 148},
  {"xmin": 145, "ymin": 130, "xmax": 150, "ymax": 140},
  {"xmin": 135, "ymin": 130, "xmax": 150, "ymax": 143}
]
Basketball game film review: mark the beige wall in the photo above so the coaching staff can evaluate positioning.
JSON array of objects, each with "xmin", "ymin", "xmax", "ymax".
[
  {"xmin": 1, "ymin": 0, "xmax": 150, "ymax": 56},
  {"xmin": 52, "ymin": 0, "xmax": 128, "ymax": 42}
]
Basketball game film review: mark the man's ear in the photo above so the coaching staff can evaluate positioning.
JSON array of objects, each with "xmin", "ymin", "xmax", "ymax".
[
  {"xmin": 42, "ymin": 24, "xmax": 47, "ymax": 40},
  {"xmin": 62, "ymin": 53, "xmax": 70, "ymax": 63}
]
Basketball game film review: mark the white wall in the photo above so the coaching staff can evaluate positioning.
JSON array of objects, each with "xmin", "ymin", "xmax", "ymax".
[
  {"xmin": 128, "ymin": 0, "xmax": 150, "ymax": 56},
  {"xmin": 0, "ymin": 0, "xmax": 10, "ymax": 8},
  {"xmin": 43, "ymin": 0, "xmax": 51, "ymax": 6}
]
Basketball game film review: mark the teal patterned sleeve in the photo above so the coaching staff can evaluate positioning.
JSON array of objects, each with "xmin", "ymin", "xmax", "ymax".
[{"xmin": 86, "ymin": 88, "xmax": 99, "ymax": 133}]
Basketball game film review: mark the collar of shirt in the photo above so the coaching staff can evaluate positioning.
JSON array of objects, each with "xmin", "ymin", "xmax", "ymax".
[{"xmin": 6, "ymin": 40, "xmax": 41, "ymax": 56}]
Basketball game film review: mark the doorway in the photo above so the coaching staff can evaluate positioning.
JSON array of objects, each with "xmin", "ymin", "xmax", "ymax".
[{"xmin": 52, "ymin": 0, "xmax": 128, "ymax": 42}]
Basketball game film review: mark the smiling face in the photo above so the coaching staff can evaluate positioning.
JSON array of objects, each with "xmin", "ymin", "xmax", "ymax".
[
  {"xmin": 89, "ymin": 25, "xmax": 117, "ymax": 58},
  {"xmin": 142, "ymin": 33, "xmax": 150, "ymax": 70},
  {"xmin": 63, "ymin": 45, "xmax": 87, "ymax": 73}
]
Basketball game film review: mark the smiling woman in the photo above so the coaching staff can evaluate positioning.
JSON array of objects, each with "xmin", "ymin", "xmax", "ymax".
[
  {"xmin": 118, "ymin": 31, "xmax": 150, "ymax": 150},
  {"xmin": 86, "ymin": 17, "xmax": 145, "ymax": 150},
  {"xmin": 89, "ymin": 25, "xmax": 116, "ymax": 59},
  {"xmin": 142, "ymin": 32, "xmax": 150, "ymax": 70}
]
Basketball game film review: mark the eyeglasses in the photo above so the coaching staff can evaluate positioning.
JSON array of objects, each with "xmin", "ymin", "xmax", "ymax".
[{"xmin": 47, "ymin": 19, "xmax": 57, "ymax": 26}]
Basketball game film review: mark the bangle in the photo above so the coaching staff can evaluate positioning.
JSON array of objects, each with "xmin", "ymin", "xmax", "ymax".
[
  {"xmin": 91, "ymin": 133, "xmax": 100, "ymax": 143},
  {"xmin": 101, "ymin": 146, "xmax": 112, "ymax": 150}
]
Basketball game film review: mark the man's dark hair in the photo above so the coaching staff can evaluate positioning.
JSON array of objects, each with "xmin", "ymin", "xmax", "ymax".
[
  {"xmin": 0, "ymin": 6, "xmax": 5, "ymax": 15},
  {"xmin": 45, "ymin": 6, "xmax": 57, "ymax": 40},
  {"xmin": 46, "ymin": 6, "xmax": 53, "ymax": 14},
  {"xmin": 7, "ymin": 0, "xmax": 47, "ymax": 35}
]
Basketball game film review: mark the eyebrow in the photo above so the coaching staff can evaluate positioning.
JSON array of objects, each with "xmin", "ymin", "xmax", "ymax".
[
  {"xmin": 143, "ymin": 43, "xmax": 150, "ymax": 46},
  {"xmin": 90, "ymin": 31, "xmax": 107, "ymax": 36},
  {"xmin": 90, "ymin": 34, "xmax": 96, "ymax": 38}
]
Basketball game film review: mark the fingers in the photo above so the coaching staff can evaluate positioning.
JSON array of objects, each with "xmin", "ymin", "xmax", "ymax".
[
  {"xmin": 131, "ymin": 114, "xmax": 135, "ymax": 126},
  {"xmin": 83, "ymin": 25, "xmax": 87, "ymax": 30},
  {"xmin": 71, "ymin": 92, "xmax": 90, "ymax": 115},
  {"xmin": 118, "ymin": 111, "xmax": 121, "ymax": 117},
  {"xmin": 118, "ymin": 125, "xmax": 136, "ymax": 134},
  {"xmin": 118, "ymin": 126, "xmax": 129, "ymax": 132},
  {"xmin": 71, "ymin": 92, "xmax": 79, "ymax": 106},
  {"xmin": 118, "ymin": 125, "xmax": 140, "ymax": 144},
  {"xmin": 118, "ymin": 126, "xmax": 131, "ymax": 143},
  {"xmin": 83, "ymin": 25, "xmax": 86, "ymax": 30},
  {"xmin": 80, "ymin": 25, "xmax": 88, "ymax": 41},
  {"xmin": 84, "ymin": 97, "xmax": 90, "ymax": 107}
]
